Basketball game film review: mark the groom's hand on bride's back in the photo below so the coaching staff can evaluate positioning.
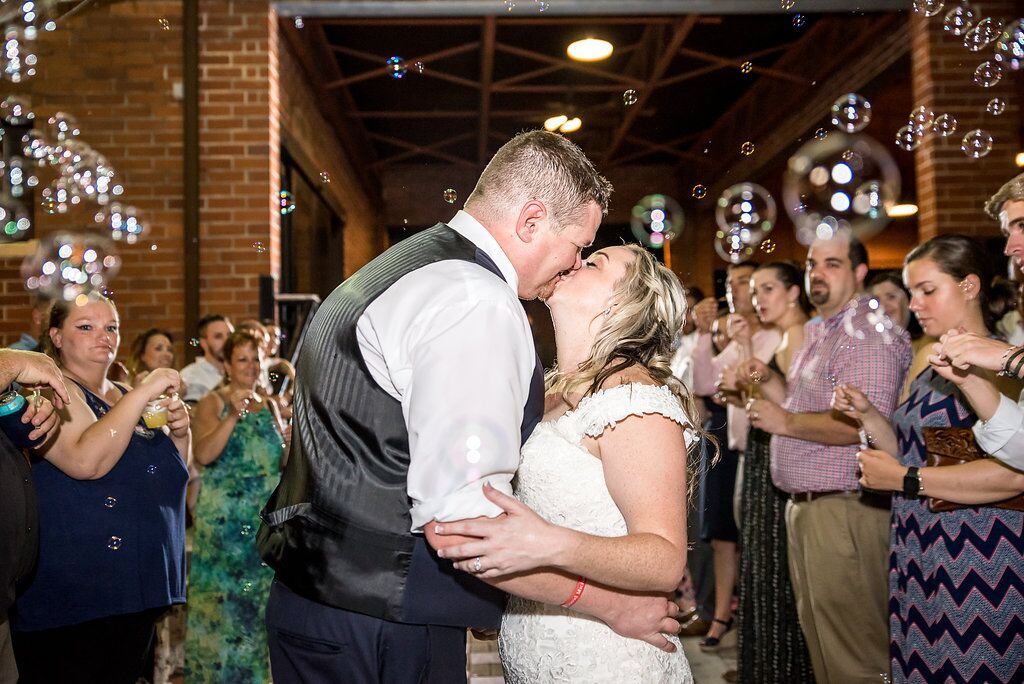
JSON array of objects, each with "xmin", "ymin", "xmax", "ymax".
[{"xmin": 597, "ymin": 589, "xmax": 681, "ymax": 653}]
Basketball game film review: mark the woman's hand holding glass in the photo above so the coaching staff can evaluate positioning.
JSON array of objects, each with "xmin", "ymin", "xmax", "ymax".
[
  {"xmin": 856, "ymin": 448, "xmax": 907, "ymax": 491},
  {"xmin": 434, "ymin": 483, "xmax": 563, "ymax": 579}
]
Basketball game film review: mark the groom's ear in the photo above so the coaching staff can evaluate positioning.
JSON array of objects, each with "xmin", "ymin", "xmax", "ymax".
[{"xmin": 514, "ymin": 200, "xmax": 548, "ymax": 244}]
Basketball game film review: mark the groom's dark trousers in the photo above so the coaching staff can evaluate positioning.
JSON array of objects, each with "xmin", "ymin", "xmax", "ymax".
[{"xmin": 266, "ymin": 580, "xmax": 467, "ymax": 684}]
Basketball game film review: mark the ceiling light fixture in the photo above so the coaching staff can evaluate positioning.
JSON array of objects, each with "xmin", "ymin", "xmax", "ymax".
[
  {"xmin": 1016, "ymin": 152, "xmax": 1024, "ymax": 168},
  {"xmin": 567, "ymin": 38, "xmax": 613, "ymax": 62},
  {"xmin": 559, "ymin": 117, "xmax": 582, "ymax": 133},
  {"xmin": 544, "ymin": 114, "xmax": 568, "ymax": 131},
  {"xmin": 887, "ymin": 203, "xmax": 918, "ymax": 218}
]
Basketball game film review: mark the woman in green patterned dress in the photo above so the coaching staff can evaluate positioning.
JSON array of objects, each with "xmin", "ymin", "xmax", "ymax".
[{"xmin": 185, "ymin": 331, "xmax": 288, "ymax": 682}]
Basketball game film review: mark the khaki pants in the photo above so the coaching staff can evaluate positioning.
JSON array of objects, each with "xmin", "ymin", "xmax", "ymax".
[
  {"xmin": 0, "ymin": 619, "xmax": 17, "ymax": 684},
  {"xmin": 786, "ymin": 494, "xmax": 890, "ymax": 684}
]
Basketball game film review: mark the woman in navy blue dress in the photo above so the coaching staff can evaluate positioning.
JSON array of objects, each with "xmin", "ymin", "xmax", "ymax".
[
  {"xmin": 11, "ymin": 294, "xmax": 191, "ymax": 684},
  {"xmin": 835, "ymin": 235, "xmax": 1024, "ymax": 683}
]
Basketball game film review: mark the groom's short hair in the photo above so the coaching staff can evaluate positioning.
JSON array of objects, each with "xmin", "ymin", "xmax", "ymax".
[{"xmin": 466, "ymin": 130, "xmax": 612, "ymax": 232}]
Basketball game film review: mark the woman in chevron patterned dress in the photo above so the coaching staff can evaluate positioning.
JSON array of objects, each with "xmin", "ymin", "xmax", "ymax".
[{"xmin": 835, "ymin": 236, "xmax": 1024, "ymax": 683}]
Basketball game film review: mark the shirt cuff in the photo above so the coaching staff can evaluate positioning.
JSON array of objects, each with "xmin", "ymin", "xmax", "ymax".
[
  {"xmin": 408, "ymin": 477, "xmax": 514, "ymax": 533},
  {"xmin": 973, "ymin": 393, "xmax": 1024, "ymax": 454}
]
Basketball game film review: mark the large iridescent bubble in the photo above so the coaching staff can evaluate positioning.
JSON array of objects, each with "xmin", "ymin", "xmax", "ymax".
[
  {"xmin": 783, "ymin": 132, "xmax": 900, "ymax": 245},
  {"xmin": 22, "ymin": 232, "xmax": 121, "ymax": 301},
  {"xmin": 630, "ymin": 194, "xmax": 684, "ymax": 250}
]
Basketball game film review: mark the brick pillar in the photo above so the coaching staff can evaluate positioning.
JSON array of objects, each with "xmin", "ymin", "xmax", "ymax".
[
  {"xmin": 911, "ymin": 6, "xmax": 1021, "ymax": 239},
  {"xmin": 198, "ymin": 0, "xmax": 280, "ymax": 321}
]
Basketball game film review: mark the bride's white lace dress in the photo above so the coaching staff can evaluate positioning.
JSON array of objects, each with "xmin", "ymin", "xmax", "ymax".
[{"xmin": 498, "ymin": 383, "xmax": 694, "ymax": 683}]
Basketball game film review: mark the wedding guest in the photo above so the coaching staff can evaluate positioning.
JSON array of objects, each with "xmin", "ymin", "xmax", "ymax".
[
  {"xmin": 8, "ymin": 296, "xmax": 51, "ymax": 352},
  {"xmin": 747, "ymin": 233, "xmax": 911, "ymax": 682},
  {"xmin": 185, "ymin": 331, "xmax": 288, "ymax": 682},
  {"xmin": 869, "ymin": 271, "xmax": 930, "ymax": 402},
  {"xmin": 834, "ymin": 234, "xmax": 1024, "ymax": 683},
  {"xmin": 180, "ymin": 314, "xmax": 233, "ymax": 404},
  {"xmin": 12, "ymin": 293, "xmax": 190, "ymax": 684},
  {"xmin": 126, "ymin": 328, "xmax": 177, "ymax": 384},
  {"xmin": 732, "ymin": 262, "xmax": 814, "ymax": 683}
]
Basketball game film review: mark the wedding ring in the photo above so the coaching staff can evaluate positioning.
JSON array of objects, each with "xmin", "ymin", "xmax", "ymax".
[{"xmin": 472, "ymin": 557, "xmax": 482, "ymax": 573}]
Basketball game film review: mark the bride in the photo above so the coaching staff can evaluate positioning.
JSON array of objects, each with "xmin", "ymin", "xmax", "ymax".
[{"xmin": 435, "ymin": 244, "xmax": 699, "ymax": 682}]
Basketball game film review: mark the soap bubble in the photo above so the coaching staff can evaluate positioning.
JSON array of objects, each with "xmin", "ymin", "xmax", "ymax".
[
  {"xmin": 895, "ymin": 124, "xmax": 926, "ymax": 151},
  {"xmin": 47, "ymin": 112, "xmax": 79, "ymax": 142},
  {"xmin": 630, "ymin": 194, "xmax": 684, "ymax": 249},
  {"xmin": 780, "ymin": 0, "xmax": 795, "ymax": 8},
  {"xmin": 913, "ymin": 0, "xmax": 944, "ymax": 16},
  {"xmin": 692, "ymin": 184, "xmax": 707, "ymax": 199},
  {"xmin": 504, "ymin": 0, "xmax": 515, "ymax": 10},
  {"xmin": 22, "ymin": 232, "xmax": 121, "ymax": 301},
  {"xmin": 293, "ymin": 16, "xmax": 304, "ymax": 29},
  {"xmin": 0, "ymin": 95, "xmax": 32, "ymax": 125},
  {"xmin": 994, "ymin": 19, "xmax": 1024, "ymax": 70},
  {"xmin": 740, "ymin": 61, "xmax": 753, "ymax": 74},
  {"xmin": 386, "ymin": 56, "xmax": 407, "ymax": 79},
  {"xmin": 623, "ymin": 89, "xmax": 638, "ymax": 106},
  {"xmin": 815, "ymin": 128, "xmax": 829, "ymax": 141},
  {"xmin": 842, "ymin": 297, "xmax": 897, "ymax": 345},
  {"xmin": 932, "ymin": 113, "xmax": 957, "ymax": 136},
  {"xmin": 319, "ymin": 171, "xmax": 331, "ymax": 184},
  {"xmin": 253, "ymin": 241, "xmax": 267, "ymax": 253},
  {"xmin": 102, "ymin": 204, "xmax": 144, "ymax": 243},
  {"xmin": 830, "ymin": 93, "xmax": 872, "ymax": 133},
  {"xmin": 414, "ymin": 61, "xmax": 425, "ymax": 73},
  {"xmin": 783, "ymin": 132, "xmax": 900, "ymax": 245},
  {"xmin": 443, "ymin": 188, "xmax": 458, "ymax": 204},
  {"xmin": 963, "ymin": 17, "xmax": 998, "ymax": 51},
  {"xmin": 792, "ymin": 14, "xmax": 806, "ymax": 29},
  {"xmin": 107, "ymin": 535, "xmax": 123, "ymax": 550},
  {"xmin": 21, "ymin": 129, "xmax": 49, "ymax": 165},
  {"xmin": 943, "ymin": 2, "xmax": 976, "ymax": 35},
  {"xmin": 760, "ymin": 238, "xmax": 777, "ymax": 254},
  {"xmin": 104, "ymin": 496, "xmax": 117, "ymax": 508},
  {"xmin": 713, "ymin": 183, "xmax": 777, "ymax": 264},
  {"xmin": 0, "ymin": 199, "xmax": 31, "ymax": 242},
  {"xmin": 279, "ymin": 190, "xmax": 295, "ymax": 215},
  {"xmin": 987, "ymin": 97, "xmax": 1006, "ymax": 115},
  {"xmin": 973, "ymin": 60, "xmax": 1002, "ymax": 87},
  {"xmin": 740, "ymin": 141, "xmax": 755, "ymax": 156},
  {"xmin": 908, "ymin": 106, "xmax": 935, "ymax": 129},
  {"xmin": 960, "ymin": 128, "xmax": 993, "ymax": 158}
]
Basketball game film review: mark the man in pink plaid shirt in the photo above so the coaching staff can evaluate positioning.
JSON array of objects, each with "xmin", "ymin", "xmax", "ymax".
[{"xmin": 746, "ymin": 233, "xmax": 911, "ymax": 683}]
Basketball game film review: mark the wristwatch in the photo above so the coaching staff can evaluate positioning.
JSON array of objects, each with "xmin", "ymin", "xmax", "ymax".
[{"xmin": 903, "ymin": 466, "xmax": 922, "ymax": 497}]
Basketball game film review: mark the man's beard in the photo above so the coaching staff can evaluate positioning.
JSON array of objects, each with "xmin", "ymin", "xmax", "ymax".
[{"xmin": 808, "ymin": 283, "xmax": 830, "ymax": 307}]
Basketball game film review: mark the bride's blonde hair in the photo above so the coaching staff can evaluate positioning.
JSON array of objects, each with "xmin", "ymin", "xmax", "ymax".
[{"xmin": 546, "ymin": 245, "xmax": 714, "ymax": 496}]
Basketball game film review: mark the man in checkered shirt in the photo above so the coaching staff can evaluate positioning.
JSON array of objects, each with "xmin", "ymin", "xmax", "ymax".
[{"xmin": 746, "ymin": 232, "xmax": 911, "ymax": 683}]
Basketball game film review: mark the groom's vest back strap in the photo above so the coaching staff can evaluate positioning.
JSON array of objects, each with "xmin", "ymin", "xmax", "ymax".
[{"xmin": 257, "ymin": 223, "xmax": 544, "ymax": 628}]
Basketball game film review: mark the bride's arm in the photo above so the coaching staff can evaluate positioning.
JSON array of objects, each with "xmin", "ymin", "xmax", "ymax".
[{"xmin": 434, "ymin": 412, "xmax": 687, "ymax": 593}]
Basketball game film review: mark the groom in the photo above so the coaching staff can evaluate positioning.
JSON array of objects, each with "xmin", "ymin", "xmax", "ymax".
[{"xmin": 257, "ymin": 131, "xmax": 682, "ymax": 682}]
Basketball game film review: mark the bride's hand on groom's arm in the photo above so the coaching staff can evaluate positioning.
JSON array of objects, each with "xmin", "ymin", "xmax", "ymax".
[{"xmin": 433, "ymin": 483, "xmax": 566, "ymax": 577}]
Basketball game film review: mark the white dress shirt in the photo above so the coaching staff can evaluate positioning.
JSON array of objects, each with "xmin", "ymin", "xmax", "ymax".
[
  {"xmin": 670, "ymin": 331, "xmax": 699, "ymax": 391},
  {"xmin": 973, "ymin": 389, "xmax": 1024, "ymax": 471},
  {"xmin": 356, "ymin": 211, "xmax": 537, "ymax": 532},
  {"xmin": 180, "ymin": 356, "xmax": 223, "ymax": 403}
]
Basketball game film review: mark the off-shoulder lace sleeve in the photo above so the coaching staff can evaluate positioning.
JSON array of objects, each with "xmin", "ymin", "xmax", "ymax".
[{"xmin": 572, "ymin": 383, "xmax": 694, "ymax": 445}]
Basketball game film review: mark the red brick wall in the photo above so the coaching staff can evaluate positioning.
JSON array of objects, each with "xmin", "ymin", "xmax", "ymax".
[
  {"xmin": 0, "ymin": 0, "xmax": 186, "ymax": 354},
  {"xmin": 911, "ymin": 5, "xmax": 1021, "ymax": 239},
  {"xmin": 0, "ymin": 0, "xmax": 387, "ymax": 360}
]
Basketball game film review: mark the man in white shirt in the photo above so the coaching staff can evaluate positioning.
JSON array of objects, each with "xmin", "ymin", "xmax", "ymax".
[
  {"xmin": 179, "ymin": 314, "xmax": 233, "ymax": 404},
  {"xmin": 260, "ymin": 131, "xmax": 681, "ymax": 683},
  {"xmin": 935, "ymin": 173, "xmax": 1024, "ymax": 470}
]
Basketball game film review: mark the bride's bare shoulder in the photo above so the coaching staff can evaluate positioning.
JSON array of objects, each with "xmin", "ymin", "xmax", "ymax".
[{"xmin": 598, "ymin": 363, "xmax": 659, "ymax": 391}]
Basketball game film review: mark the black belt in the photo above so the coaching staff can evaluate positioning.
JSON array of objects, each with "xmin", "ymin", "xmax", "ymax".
[{"xmin": 790, "ymin": 490, "xmax": 891, "ymax": 509}]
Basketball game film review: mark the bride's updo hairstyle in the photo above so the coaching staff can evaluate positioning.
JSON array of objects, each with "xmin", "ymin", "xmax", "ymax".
[{"xmin": 547, "ymin": 245, "xmax": 711, "ymax": 486}]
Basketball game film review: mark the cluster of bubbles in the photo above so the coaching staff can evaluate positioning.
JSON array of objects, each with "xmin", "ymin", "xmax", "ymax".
[
  {"xmin": 893, "ymin": 105, "xmax": 980, "ymax": 156},
  {"xmin": 783, "ymin": 132, "xmax": 900, "ymax": 245},
  {"xmin": 714, "ymin": 183, "xmax": 776, "ymax": 263},
  {"xmin": 22, "ymin": 232, "xmax": 121, "ymax": 301},
  {"xmin": 919, "ymin": 4, "xmax": 1024, "ymax": 91},
  {"xmin": 630, "ymin": 194, "xmax": 683, "ymax": 249}
]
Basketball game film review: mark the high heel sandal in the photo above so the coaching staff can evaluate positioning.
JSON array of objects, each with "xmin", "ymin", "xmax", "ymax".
[{"xmin": 698, "ymin": 617, "xmax": 734, "ymax": 652}]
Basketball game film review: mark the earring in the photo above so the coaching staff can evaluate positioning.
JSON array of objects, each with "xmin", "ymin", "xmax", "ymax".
[
  {"xmin": 602, "ymin": 307, "xmax": 612, "ymax": 316},
  {"xmin": 787, "ymin": 301, "xmax": 797, "ymax": 309}
]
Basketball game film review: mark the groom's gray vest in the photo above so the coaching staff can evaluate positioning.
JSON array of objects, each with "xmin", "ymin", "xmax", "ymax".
[{"xmin": 258, "ymin": 223, "xmax": 545, "ymax": 629}]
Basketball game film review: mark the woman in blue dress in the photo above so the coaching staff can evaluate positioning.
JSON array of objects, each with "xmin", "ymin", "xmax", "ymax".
[
  {"xmin": 12, "ymin": 293, "xmax": 191, "ymax": 684},
  {"xmin": 834, "ymin": 235, "xmax": 1024, "ymax": 683},
  {"xmin": 186, "ymin": 330, "xmax": 287, "ymax": 682}
]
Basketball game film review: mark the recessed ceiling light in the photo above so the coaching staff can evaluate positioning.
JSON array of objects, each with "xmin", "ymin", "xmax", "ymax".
[
  {"xmin": 887, "ymin": 203, "xmax": 918, "ymax": 218},
  {"xmin": 567, "ymin": 38, "xmax": 613, "ymax": 62},
  {"xmin": 1016, "ymin": 152, "xmax": 1024, "ymax": 168}
]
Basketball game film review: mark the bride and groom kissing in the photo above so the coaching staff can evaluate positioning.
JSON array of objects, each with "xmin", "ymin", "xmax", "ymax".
[{"xmin": 257, "ymin": 130, "xmax": 701, "ymax": 683}]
